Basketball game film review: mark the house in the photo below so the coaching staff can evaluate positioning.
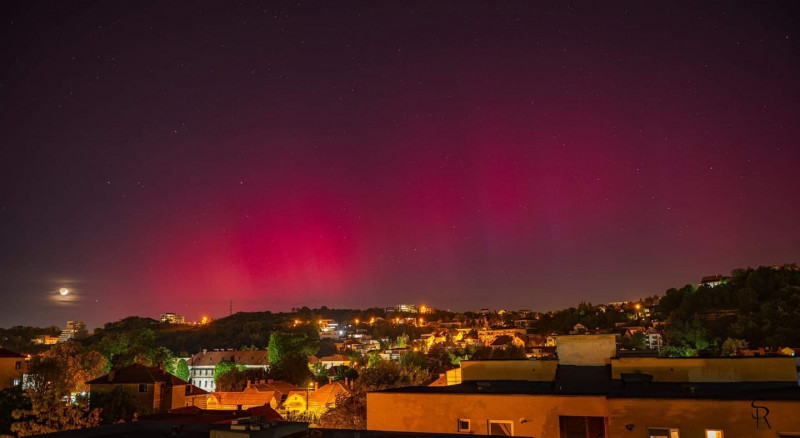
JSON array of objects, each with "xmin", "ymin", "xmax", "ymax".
[
  {"xmin": 206, "ymin": 379, "xmax": 302, "ymax": 412},
  {"xmin": 699, "ymin": 274, "xmax": 729, "ymax": 288},
  {"xmin": 367, "ymin": 335, "xmax": 800, "ymax": 437},
  {"xmin": 645, "ymin": 327, "xmax": 663, "ymax": 351},
  {"xmin": 87, "ymin": 363, "xmax": 204, "ymax": 414},
  {"xmin": 187, "ymin": 349, "xmax": 270, "ymax": 392},
  {"xmin": 318, "ymin": 354, "xmax": 352, "ymax": 368},
  {"xmin": 0, "ymin": 347, "xmax": 26, "ymax": 390},
  {"xmin": 488, "ymin": 335, "xmax": 525, "ymax": 350},
  {"xmin": 282, "ymin": 381, "xmax": 348, "ymax": 414}
]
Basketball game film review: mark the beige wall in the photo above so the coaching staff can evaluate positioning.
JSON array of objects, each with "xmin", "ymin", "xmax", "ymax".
[
  {"xmin": 608, "ymin": 398, "xmax": 800, "ymax": 437},
  {"xmin": 0, "ymin": 357, "xmax": 24, "ymax": 390},
  {"xmin": 460, "ymin": 360, "xmax": 558, "ymax": 381},
  {"xmin": 556, "ymin": 335, "xmax": 617, "ymax": 366},
  {"xmin": 611, "ymin": 357, "xmax": 798, "ymax": 382},
  {"xmin": 368, "ymin": 391, "xmax": 800, "ymax": 437},
  {"xmin": 367, "ymin": 392, "xmax": 607, "ymax": 436}
]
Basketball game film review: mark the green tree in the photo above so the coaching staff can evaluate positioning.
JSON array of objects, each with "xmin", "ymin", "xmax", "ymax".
[
  {"xmin": 318, "ymin": 361, "xmax": 428, "ymax": 429},
  {"xmin": 10, "ymin": 341, "xmax": 106, "ymax": 436},
  {"xmin": 367, "ymin": 351, "xmax": 383, "ymax": 368},
  {"xmin": 269, "ymin": 353, "xmax": 313, "ymax": 387},
  {"xmin": 720, "ymin": 338, "xmax": 749, "ymax": 356},
  {"xmin": 175, "ymin": 359, "xmax": 190, "ymax": 381},
  {"xmin": 267, "ymin": 332, "xmax": 318, "ymax": 364},
  {"xmin": 214, "ymin": 361, "xmax": 246, "ymax": 384},
  {"xmin": 0, "ymin": 386, "xmax": 30, "ymax": 436},
  {"xmin": 89, "ymin": 386, "xmax": 137, "ymax": 424}
]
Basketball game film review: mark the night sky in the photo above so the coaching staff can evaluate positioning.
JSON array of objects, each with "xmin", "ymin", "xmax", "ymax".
[{"xmin": 2, "ymin": 2, "xmax": 800, "ymax": 329}]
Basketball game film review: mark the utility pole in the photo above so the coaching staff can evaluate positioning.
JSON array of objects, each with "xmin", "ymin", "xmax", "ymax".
[{"xmin": 229, "ymin": 300, "xmax": 233, "ymax": 316}]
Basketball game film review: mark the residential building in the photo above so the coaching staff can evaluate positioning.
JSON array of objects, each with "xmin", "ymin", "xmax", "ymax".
[
  {"xmin": 160, "ymin": 312, "xmax": 185, "ymax": 324},
  {"xmin": 32, "ymin": 334, "xmax": 58, "ymax": 345},
  {"xmin": 57, "ymin": 320, "xmax": 87, "ymax": 343},
  {"xmin": 645, "ymin": 327, "xmax": 663, "ymax": 351},
  {"xmin": 699, "ymin": 274, "xmax": 729, "ymax": 288},
  {"xmin": 318, "ymin": 354, "xmax": 352, "ymax": 369},
  {"xmin": 0, "ymin": 347, "xmax": 26, "ymax": 390},
  {"xmin": 187, "ymin": 349, "xmax": 270, "ymax": 392},
  {"xmin": 367, "ymin": 334, "xmax": 800, "ymax": 437},
  {"xmin": 283, "ymin": 381, "xmax": 348, "ymax": 414},
  {"xmin": 206, "ymin": 382, "xmax": 280, "ymax": 411},
  {"xmin": 87, "ymin": 363, "xmax": 205, "ymax": 414}
]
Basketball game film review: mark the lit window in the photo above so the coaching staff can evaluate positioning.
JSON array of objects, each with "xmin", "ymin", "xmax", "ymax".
[
  {"xmin": 458, "ymin": 419, "xmax": 471, "ymax": 432},
  {"xmin": 706, "ymin": 430, "xmax": 723, "ymax": 438},
  {"xmin": 488, "ymin": 420, "xmax": 513, "ymax": 436},
  {"xmin": 13, "ymin": 379, "xmax": 21, "ymax": 386},
  {"xmin": 649, "ymin": 428, "xmax": 680, "ymax": 438}
]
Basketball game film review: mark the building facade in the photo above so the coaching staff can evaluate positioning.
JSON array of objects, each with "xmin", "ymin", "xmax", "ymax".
[{"xmin": 367, "ymin": 335, "xmax": 800, "ymax": 437}]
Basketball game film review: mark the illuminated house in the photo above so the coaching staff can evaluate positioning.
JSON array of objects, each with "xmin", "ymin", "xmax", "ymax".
[
  {"xmin": 32, "ymin": 334, "xmax": 58, "ymax": 345},
  {"xmin": 159, "ymin": 312, "xmax": 185, "ymax": 324},
  {"xmin": 283, "ymin": 381, "xmax": 348, "ymax": 414},
  {"xmin": 88, "ymin": 363, "xmax": 205, "ymax": 414},
  {"xmin": 367, "ymin": 334, "xmax": 800, "ymax": 437},
  {"xmin": 0, "ymin": 347, "xmax": 26, "ymax": 390},
  {"xmin": 318, "ymin": 354, "xmax": 352, "ymax": 369},
  {"xmin": 699, "ymin": 275, "xmax": 729, "ymax": 288},
  {"xmin": 206, "ymin": 380, "xmax": 283, "ymax": 411},
  {"xmin": 187, "ymin": 349, "xmax": 270, "ymax": 392}
]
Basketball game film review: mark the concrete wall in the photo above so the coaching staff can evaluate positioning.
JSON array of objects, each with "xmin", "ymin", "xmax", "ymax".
[
  {"xmin": 0, "ymin": 357, "xmax": 24, "ymax": 390},
  {"xmin": 607, "ymin": 398, "xmax": 800, "ymax": 437},
  {"xmin": 555, "ymin": 335, "xmax": 617, "ymax": 366},
  {"xmin": 368, "ymin": 391, "xmax": 800, "ymax": 437},
  {"xmin": 460, "ymin": 360, "xmax": 558, "ymax": 381},
  {"xmin": 367, "ymin": 392, "xmax": 607, "ymax": 436},
  {"xmin": 611, "ymin": 357, "xmax": 798, "ymax": 382}
]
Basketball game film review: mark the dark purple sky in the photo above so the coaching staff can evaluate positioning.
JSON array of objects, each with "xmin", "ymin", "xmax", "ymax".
[{"xmin": 2, "ymin": 2, "xmax": 799, "ymax": 329}]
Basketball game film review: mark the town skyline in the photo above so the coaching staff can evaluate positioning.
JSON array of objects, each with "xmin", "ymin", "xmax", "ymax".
[{"xmin": 3, "ymin": 3, "xmax": 799, "ymax": 335}]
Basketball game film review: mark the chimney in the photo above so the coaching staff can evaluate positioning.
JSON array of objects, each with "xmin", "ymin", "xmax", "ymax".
[
  {"xmin": 202, "ymin": 349, "xmax": 207, "ymax": 354},
  {"xmin": 267, "ymin": 379, "xmax": 274, "ymax": 384},
  {"xmin": 314, "ymin": 381, "xmax": 319, "ymax": 391},
  {"xmin": 246, "ymin": 380, "xmax": 251, "ymax": 388},
  {"xmin": 328, "ymin": 377, "xmax": 332, "ymax": 384},
  {"xmin": 108, "ymin": 370, "xmax": 116, "ymax": 382}
]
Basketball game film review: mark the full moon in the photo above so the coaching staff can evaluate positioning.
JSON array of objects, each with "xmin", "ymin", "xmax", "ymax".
[{"xmin": 59, "ymin": 288, "xmax": 69, "ymax": 296}]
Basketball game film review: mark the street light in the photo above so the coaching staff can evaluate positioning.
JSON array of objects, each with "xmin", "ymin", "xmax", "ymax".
[{"xmin": 305, "ymin": 382, "xmax": 315, "ymax": 413}]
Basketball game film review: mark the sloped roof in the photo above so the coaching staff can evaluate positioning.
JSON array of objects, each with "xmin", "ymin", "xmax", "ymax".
[
  {"xmin": 250, "ymin": 380, "xmax": 302, "ymax": 398},
  {"xmin": 310, "ymin": 381, "xmax": 348, "ymax": 406},
  {"xmin": 189, "ymin": 350, "xmax": 270, "ymax": 367},
  {"xmin": 209, "ymin": 387, "xmax": 278, "ymax": 407},
  {"xmin": 319, "ymin": 354, "xmax": 350, "ymax": 362},
  {"xmin": 87, "ymin": 363, "xmax": 188, "ymax": 386},
  {"xmin": 0, "ymin": 348, "xmax": 26, "ymax": 359},
  {"xmin": 490, "ymin": 335, "xmax": 513, "ymax": 346}
]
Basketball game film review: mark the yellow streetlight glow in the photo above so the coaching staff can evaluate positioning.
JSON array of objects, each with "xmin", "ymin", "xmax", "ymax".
[{"xmin": 354, "ymin": 319, "xmax": 360, "ymax": 325}]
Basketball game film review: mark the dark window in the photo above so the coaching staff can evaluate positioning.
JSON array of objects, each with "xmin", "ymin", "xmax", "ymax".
[
  {"xmin": 458, "ymin": 419, "xmax": 471, "ymax": 432},
  {"xmin": 488, "ymin": 421, "xmax": 513, "ymax": 436},
  {"xmin": 15, "ymin": 361, "xmax": 21, "ymax": 370},
  {"xmin": 559, "ymin": 416, "xmax": 607, "ymax": 438},
  {"xmin": 138, "ymin": 384, "xmax": 147, "ymax": 392}
]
